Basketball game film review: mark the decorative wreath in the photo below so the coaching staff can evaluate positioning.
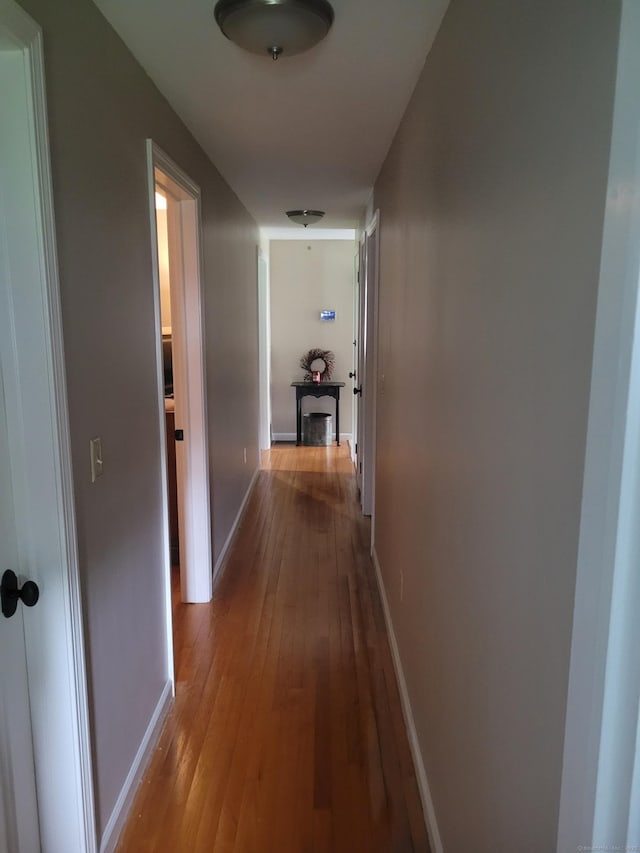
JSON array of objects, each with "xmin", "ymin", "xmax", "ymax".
[{"xmin": 300, "ymin": 348, "xmax": 335, "ymax": 382}]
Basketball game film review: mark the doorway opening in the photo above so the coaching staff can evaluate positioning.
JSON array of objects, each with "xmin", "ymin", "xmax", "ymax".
[
  {"xmin": 154, "ymin": 188, "xmax": 180, "ymax": 575},
  {"xmin": 263, "ymin": 232, "xmax": 359, "ymax": 448},
  {"xmin": 147, "ymin": 143, "xmax": 212, "ymax": 660}
]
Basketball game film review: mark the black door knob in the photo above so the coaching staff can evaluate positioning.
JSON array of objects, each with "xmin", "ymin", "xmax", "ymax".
[
  {"xmin": 353, "ymin": 386, "xmax": 362, "ymax": 396},
  {"xmin": 349, "ymin": 371, "xmax": 356, "ymax": 379},
  {"xmin": 1, "ymin": 569, "xmax": 40, "ymax": 618}
]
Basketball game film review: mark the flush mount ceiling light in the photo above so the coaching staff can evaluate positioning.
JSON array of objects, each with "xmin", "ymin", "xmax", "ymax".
[
  {"xmin": 286, "ymin": 209, "xmax": 325, "ymax": 227},
  {"xmin": 214, "ymin": 0, "xmax": 334, "ymax": 60}
]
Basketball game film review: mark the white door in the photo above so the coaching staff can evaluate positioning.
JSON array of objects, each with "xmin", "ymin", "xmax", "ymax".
[
  {"xmin": 357, "ymin": 213, "xmax": 380, "ymax": 519},
  {"xmin": 355, "ymin": 234, "xmax": 367, "ymax": 496},
  {"xmin": 351, "ymin": 250, "xmax": 360, "ymax": 465},
  {"xmin": 258, "ymin": 248, "xmax": 271, "ymax": 450},
  {"xmin": 0, "ymin": 4, "xmax": 95, "ymax": 851},
  {"xmin": 0, "ymin": 374, "xmax": 41, "ymax": 853}
]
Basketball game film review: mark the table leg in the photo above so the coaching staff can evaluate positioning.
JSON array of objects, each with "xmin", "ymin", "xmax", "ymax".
[
  {"xmin": 296, "ymin": 396, "xmax": 302, "ymax": 445},
  {"xmin": 336, "ymin": 394, "xmax": 340, "ymax": 446}
]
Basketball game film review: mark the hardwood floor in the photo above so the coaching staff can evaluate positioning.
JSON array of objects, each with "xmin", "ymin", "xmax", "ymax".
[{"xmin": 116, "ymin": 444, "xmax": 430, "ymax": 852}]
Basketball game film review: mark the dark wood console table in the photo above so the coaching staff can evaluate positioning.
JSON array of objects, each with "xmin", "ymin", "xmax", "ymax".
[{"xmin": 291, "ymin": 381, "xmax": 345, "ymax": 446}]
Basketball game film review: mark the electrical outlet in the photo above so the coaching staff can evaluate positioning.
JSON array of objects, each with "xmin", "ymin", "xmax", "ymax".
[{"xmin": 90, "ymin": 437, "xmax": 103, "ymax": 482}]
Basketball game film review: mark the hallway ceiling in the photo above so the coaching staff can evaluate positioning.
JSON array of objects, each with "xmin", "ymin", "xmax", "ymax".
[{"xmin": 92, "ymin": 0, "xmax": 448, "ymax": 229}]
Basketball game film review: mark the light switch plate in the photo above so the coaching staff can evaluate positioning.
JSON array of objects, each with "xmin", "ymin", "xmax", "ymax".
[{"xmin": 90, "ymin": 437, "xmax": 103, "ymax": 482}]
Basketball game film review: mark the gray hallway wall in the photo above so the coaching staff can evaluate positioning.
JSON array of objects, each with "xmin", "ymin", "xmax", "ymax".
[
  {"xmin": 18, "ymin": 0, "xmax": 259, "ymax": 839},
  {"xmin": 372, "ymin": 0, "xmax": 621, "ymax": 849}
]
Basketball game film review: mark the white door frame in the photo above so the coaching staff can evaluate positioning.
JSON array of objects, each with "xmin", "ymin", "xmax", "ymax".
[
  {"xmin": 146, "ymin": 141, "xmax": 212, "ymax": 617},
  {"xmin": 358, "ymin": 211, "xmax": 380, "ymax": 537},
  {"xmin": 557, "ymin": 1, "xmax": 640, "ymax": 848},
  {"xmin": 0, "ymin": 2, "xmax": 96, "ymax": 850},
  {"xmin": 257, "ymin": 246, "xmax": 271, "ymax": 450}
]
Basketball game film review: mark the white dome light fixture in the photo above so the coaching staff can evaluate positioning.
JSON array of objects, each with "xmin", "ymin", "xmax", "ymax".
[
  {"xmin": 214, "ymin": 0, "xmax": 334, "ymax": 60},
  {"xmin": 286, "ymin": 209, "xmax": 325, "ymax": 227}
]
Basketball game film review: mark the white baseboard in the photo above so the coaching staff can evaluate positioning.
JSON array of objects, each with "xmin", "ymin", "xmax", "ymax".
[
  {"xmin": 371, "ymin": 547, "xmax": 444, "ymax": 853},
  {"xmin": 213, "ymin": 466, "xmax": 260, "ymax": 583},
  {"xmin": 100, "ymin": 680, "xmax": 173, "ymax": 853},
  {"xmin": 272, "ymin": 432, "xmax": 352, "ymax": 444}
]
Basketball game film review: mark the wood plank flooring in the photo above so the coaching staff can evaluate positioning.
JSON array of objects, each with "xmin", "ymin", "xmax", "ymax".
[{"xmin": 116, "ymin": 444, "xmax": 430, "ymax": 852}]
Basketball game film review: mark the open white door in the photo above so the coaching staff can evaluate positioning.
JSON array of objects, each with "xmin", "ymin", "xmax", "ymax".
[
  {"xmin": 350, "ymin": 249, "xmax": 360, "ymax": 464},
  {"xmin": 0, "ymin": 3, "xmax": 95, "ymax": 850},
  {"xmin": 0, "ymin": 376, "xmax": 40, "ymax": 853},
  {"xmin": 257, "ymin": 247, "xmax": 271, "ymax": 450},
  {"xmin": 355, "ymin": 234, "xmax": 366, "ymax": 495},
  {"xmin": 356, "ymin": 213, "xmax": 380, "ymax": 522}
]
